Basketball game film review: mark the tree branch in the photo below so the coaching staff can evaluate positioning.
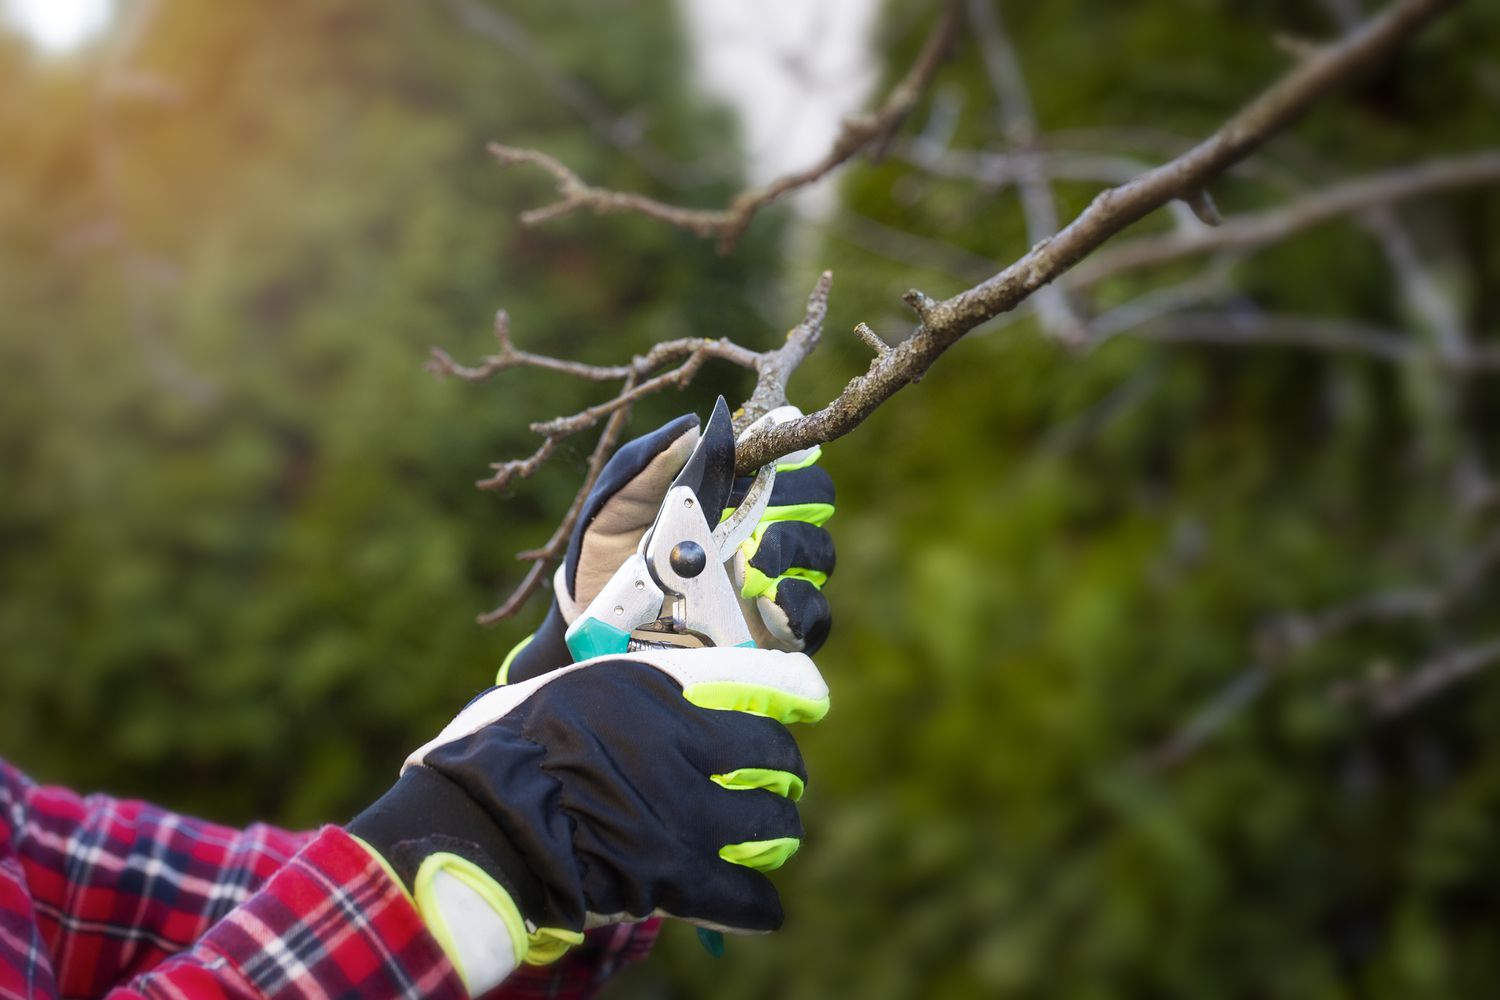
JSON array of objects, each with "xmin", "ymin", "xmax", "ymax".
[
  {"xmin": 488, "ymin": 0, "xmax": 961, "ymax": 253},
  {"xmin": 967, "ymin": 0, "xmax": 1087, "ymax": 344},
  {"xmin": 1128, "ymin": 310, "xmax": 1421, "ymax": 365},
  {"xmin": 738, "ymin": 271, "xmax": 834, "ymax": 431},
  {"xmin": 440, "ymin": 0, "xmax": 703, "ymax": 187},
  {"xmin": 475, "ymin": 376, "xmax": 638, "ymax": 625},
  {"xmin": 735, "ymin": 0, "xmax": 1459, "ymax": 475},
  {"xmin": 1071, "ymin": 151, "xmax": 1500, "ymax": 288},
  {"xmin": 1334, "ymin": 637, "xmax": 1500, "ymax": 718},
  {"xmin": 899, "ymin": 139, "xmax": 1153, "ymax": 189},
  {"xmin": 1146, "ymin": 530, "xmax": 1500, "ymax": 769},
  {"xmin": 1317, "ymin": 0, "xmax": 1472, "ymax": 367}
]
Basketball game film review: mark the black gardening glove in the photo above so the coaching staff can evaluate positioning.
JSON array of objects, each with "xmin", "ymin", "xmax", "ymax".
[{"xmin": 349, "ymin": 647, "xmax": 828, "ymax": 994}]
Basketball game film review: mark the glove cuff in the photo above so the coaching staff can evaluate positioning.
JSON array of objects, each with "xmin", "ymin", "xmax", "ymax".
[
  {"xmin": 348, "ymin": 765, "xmax": 549, "ymax": 927},
  {"xmin": 413, "ymin": 850, "xmax": 528, "ymax": 991}
]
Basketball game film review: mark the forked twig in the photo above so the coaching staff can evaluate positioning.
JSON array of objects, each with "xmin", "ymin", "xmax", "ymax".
[
  {"xmin": 487, "ymin": 1, "xmax": 962, "ymax": 253},
  {"xmin": 437, "ymin": 274, "xmax": 836, "ymax": 621}
]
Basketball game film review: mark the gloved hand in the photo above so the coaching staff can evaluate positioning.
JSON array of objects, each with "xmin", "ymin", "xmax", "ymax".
[
  {"xmin": 349, "ymin": 646, "xmax": 828, "ymax": 996},
  {"xmin": 725, "ymin": 406, "xmax": 836, "ymax": 654},
  {"xmin": 501, "ymin": 408, "xmax": 836, "ymax": 685}
]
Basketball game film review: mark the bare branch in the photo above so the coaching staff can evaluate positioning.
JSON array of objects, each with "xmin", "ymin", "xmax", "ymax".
[
  {"xmin": 1317, "ymin": 0, "xmax": 1471, "ymax": 368},
  {"xmin": 1071, "ymin": 151, "xmax": 1500, "ymax": 288},
  {"xmin": 1147, "ymin": 530, "xmax": 1500, "ymax": 769},
  {"xmin": 1182, "ymin": 188, "xmax": 1224, "ymax": 227},
  {"xmin": 854, "ymin": 322, "xmax": 892, "ymax": 358},
  {"xmin": 1120, "ymin": 304, "xmax": 1500, "ymax": 377},
  {"xmin": 442, "ymin": 273, "xmax": 831, "ymax": 620},
  {"xmin": 899, "ymin": 135, "xmax": 1312, "ymax": 211},
  {"xmin": 1360, "ymin": 208, "xmax": 1471, "ymax": 365},
  {"xmin": 1082, "ymin": 258, "xmax": 1240, "ymax": 345},
  {"xmin": 1273, "ymin": 32, "xmax": 1329, "ymax": 62},
  {"xmin": 1142, "ymin": 668, "xmax": 1271, "ymax": 774},
  {"xmin": 462, "ymin": 337, "xmax": 759, "ymax": 494},
  {"xmin": 1334, "ymin": 637, "xmax": 1500, "ymax": 717},
  {"xmin": 737, "ymin": 0, "xmax": 1460, "ymax": 474},
  {"xmin": 1128, "ymin": 310, "xmax": 1421, "ymax": 365},
  {"xmin": 900, "ymin": 140, "xmax": 1154, "ymax": 188},
  {"xmin": 738, "ymin": 271, "xmax": 834, "ymax": 430},
  {"xmin": 477, "ymin": 373, "xmax": 641, "ymax": 625},
  {"xmin": 487, "ymin": 145, "xmax": 732, "ymax": 236},
  {"xmin": 439, "ymin": 0, "xmax": 703, "ymax": 187},
  {"xmin": 488, "ymin": 1, "xmax": 962, "ymax": 252},
  {"xmin": 967, "ymin": 0, "xmax": 1087, "ymax": 344},
  {"xmin": 469, "ymin": 0, "xmax": 1469, "ymax": 622},
  {"xmin": 823, "ymin": 211, "xmax": 1000, "ymax": 284},
  {"xmin": 426, "ymin": 309, "xmax": 634, "ymax": 383},
  {"xmin": 429, "ymin": 308, "xmax": 767, "ymax": 500}
]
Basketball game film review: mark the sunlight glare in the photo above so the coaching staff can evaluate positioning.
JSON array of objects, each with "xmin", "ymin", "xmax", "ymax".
[{"xmin": 4, "ymin": 0, "xmax": 112, "ymax": 53}]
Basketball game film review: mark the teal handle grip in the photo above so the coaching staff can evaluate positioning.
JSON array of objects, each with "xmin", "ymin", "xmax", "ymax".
[
  {"xmin": 697, "ymin": 928, "xmax": 725, "ymax": 957},
  {"xmin": 565, "ymin": 618, "xmax": 632, "ymax": 662}
]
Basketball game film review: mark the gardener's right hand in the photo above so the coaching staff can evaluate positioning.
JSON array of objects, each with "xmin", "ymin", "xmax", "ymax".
[{"xmin": 348, "ymin": 645, "xmax": 828, "ymax": 996}]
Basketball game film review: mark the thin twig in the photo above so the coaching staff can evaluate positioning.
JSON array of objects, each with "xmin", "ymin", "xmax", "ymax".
[
  {"xmin": 1070, "ymin": 152, "xmax": 1500, "ymax": 288},
  {"xmin": 854, "ymin": 322, "xmax": 892, "ymax": 357},
  {"xmin": 823, "ymin": 211, "xmax": 1000, "ymax": 284},
  {"xmin": 440, "ymin": 273, "xmax": 832, "ymax": 620},
  {"xmin": 1129, "ymin": 310, "xmax": 1423, "ymax": 365},
  {"xmin": 900, "ymin": 139, "xmax": 1153, "ymax": 189},
  {"xmin": 477, "ymin": 372, "xmax": 641, "ymax": 624},
  {"xmin": 738, "ymin": 271, "xmax": 834, "ymax": 430},
  {"xmin": 1146, "ymin": 531, "xmax": 1500, "ymax": 769},
  {"xmin": 1334, "ymin": 637, "xmax": 1500, "ymax": 717},
  {"xmin": 488, "ymin": 1, "xmax": 962, "ymax": 253},
  {"xmin": 487, "ymin": 145, "xmax": 732, "ymax": 236},
  {"xmin": 427, "ymin": 309, "xmax": 633, "ymax": 383},
  {"xmin": 1317, "ymin": 0, "xmax": 1470, "ymax": 369},
  {"xmin": 439, "ymin": 0, "xmax": 704, "ymax": 187},
  {"xmin": 461, "ymin": 338, "xmax": 759, "ymax": 493},
  {"xmin": 1082, "ymin": 257, "xmax": 1241, "ymax": 345},
  {"xmin": 967, "ymin": 0, "xmax": 1087, "ymax": 344}
]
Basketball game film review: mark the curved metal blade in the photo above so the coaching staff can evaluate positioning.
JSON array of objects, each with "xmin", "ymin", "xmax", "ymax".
[
  {"xmin": 713, "ymin": 463, "xmax": 775, "ymax": 559},
  {"xmin": 669, "ymin": 396, "xmax": 736, "ymax": 530}
]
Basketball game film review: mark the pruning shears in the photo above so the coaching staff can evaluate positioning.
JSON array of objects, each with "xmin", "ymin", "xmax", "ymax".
[
  {"xmin": 563, "ymin": 397, "xmax": 776, "ymax": 960},
  {"xmin": 565, "ymin": 396, "xmax": 776, "ymax": 662}
]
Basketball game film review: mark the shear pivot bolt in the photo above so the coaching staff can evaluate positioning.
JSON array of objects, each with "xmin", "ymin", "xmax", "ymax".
[
  {"xmin": 613, "ymin": 606, "xmax": 624, "ymax": 616},
  {"xmin": 669, "ymin": 541, "xmax": 707, "ymax": 578}
]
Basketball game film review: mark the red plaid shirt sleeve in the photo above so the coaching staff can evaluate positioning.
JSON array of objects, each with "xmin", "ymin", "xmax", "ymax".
[{"xmin": 0, "ymin": 759, "xmax": 659, "ymax": 999}]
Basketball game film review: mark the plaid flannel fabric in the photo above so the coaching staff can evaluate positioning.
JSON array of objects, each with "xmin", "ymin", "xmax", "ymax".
[{"xmin": 0, "ymin": 760, "xmax": 659, "ymax": 999}]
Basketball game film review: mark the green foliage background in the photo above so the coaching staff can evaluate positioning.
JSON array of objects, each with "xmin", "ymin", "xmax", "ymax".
[{"xmin": 3, "ymin": 1, "xmax": 1500, "ymax": 998}]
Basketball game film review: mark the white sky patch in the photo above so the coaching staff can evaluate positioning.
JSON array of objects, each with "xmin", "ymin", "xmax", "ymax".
[
  {"xmin": 677, "ymin": 0, "xmax": 879, "ymax": 221},
  {"xmin": 3, "ymin": 0, "xmax": 112, "ymax": 52}
]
